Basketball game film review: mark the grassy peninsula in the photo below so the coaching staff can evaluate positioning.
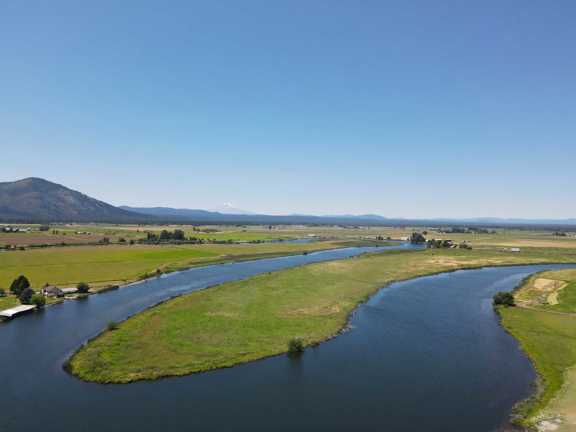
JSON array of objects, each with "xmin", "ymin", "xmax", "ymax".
[{"xmin": 68, "ymin": 246, "xmax": 576, "ymax": 383}]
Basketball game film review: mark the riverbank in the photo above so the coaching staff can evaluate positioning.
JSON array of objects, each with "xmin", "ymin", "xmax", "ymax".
[
  {"xmin": 0, "ymin": 241, "xmax": 392, "ymax": 322},
  {"xmin": 68, "ymin": 246, "xmax": 576, "ymax": 383},
  {"xmin": 0, "ymin": 239, "xmax": 371, "ymax": 291},
  {"xmin": 500, "ymin": 270, "xmax": 576, "ymax": 431}
]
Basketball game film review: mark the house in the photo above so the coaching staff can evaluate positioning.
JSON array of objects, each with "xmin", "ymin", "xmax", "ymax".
[
  {"xmin": 510, "ymin": 247, "xmax": 521, "ymax": 253},
  {"xmin": 42, "ymin": 285, "xmax": 64, "ymax": 297}
]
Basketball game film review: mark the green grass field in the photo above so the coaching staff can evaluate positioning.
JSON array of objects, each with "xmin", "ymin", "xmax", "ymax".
[
  {"xmin": 0, "ymin": 295, "xmax": 19, "ymax": 310},
  {"xmin": 0, "ymin": 241, "xmax": 354, "ymax": 291},
  {"xmin": 500, "ymin": 307, "xmax": 576, "ymax": 428},
  {"xmin": 5, "ymin": 224, "xmax": 576, "ymax": 249},
  {"xmin": 500, "ymin": 270, "xmax": 576, "ymax": 430},
  {"xmin": 68, "ymin": 246, "xmax": 576, "ymax": 383}
]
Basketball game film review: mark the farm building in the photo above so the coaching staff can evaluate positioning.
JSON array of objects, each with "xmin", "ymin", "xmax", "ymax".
[{"xmin": 42, "ymin": 285, "xmax": 64, "ymax": 297}]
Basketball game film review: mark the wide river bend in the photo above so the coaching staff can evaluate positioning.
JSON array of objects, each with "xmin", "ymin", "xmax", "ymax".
[{"xmin": 1, "ymin": 244, "xmax": 573, "ymax": 432}]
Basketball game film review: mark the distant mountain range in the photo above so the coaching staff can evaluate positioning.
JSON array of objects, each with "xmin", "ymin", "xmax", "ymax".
[
  {"xmin": 119, "ymin": 206, "xmax": 393, "ymax": 225},
  {"xmin": 1, "ymin": 178, "xmax": 575, "ymax": 228}
]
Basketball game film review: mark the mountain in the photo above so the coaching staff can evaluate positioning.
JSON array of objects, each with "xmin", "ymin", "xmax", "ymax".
[
  {"xmin": 122, "ymin": 206, "xmax": 394, "ymax": 225},
  {"xmin": 210, "ymin": 203, "xmax": 255, "ymax": 215},
  {"xmin": 0, "ymin": 178, "xmax": 149, "ymax": 223},
  {"xmin": 119, "ymin": 206, "xmax": 220, "ymax": 219},
  {"xmin": 324, "ymin": 214, "xmax": 388, "ymax": 221},
  {"xmin": 3, "ymin": 178, "xmax": 575, "ymax": 227},
  {"xmin": 432, "ymin": 217, "xmax": 576, "ymax": 225}
]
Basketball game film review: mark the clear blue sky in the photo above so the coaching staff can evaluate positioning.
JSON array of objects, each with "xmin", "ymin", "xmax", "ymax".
[{"xmin": 1, "ymin": 1, "xmax": 575, "ymax": 218}]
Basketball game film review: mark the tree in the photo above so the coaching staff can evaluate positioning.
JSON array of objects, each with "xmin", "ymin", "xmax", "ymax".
[
  {"xmin": 493, "ymin": 291, "xmax": 515, "ymax": 307},
  {"xmin": 77, "ymin": 282, "xmax": 90, "ymax": 294},
  {"xmin": 173, "ymin": 229, "xmax": 185, "ymax": 241},
  {"xmin": 19, "ymin": 287, "xmax": 35, "ymax": 305},
  {"xmin": 10, "ymin": 275, "xmax": 30, "ymax": 296},
  {"xmin": 31, "ymin": 293, "xmax": 46, "ymax": 308},
  {"xmin": 0, "ymin": 288, "xmax": 6, "ymax": 297}
]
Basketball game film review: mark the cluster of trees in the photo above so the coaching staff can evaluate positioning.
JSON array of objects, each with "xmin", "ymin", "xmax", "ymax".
[
  {"xmin": 426, "ymin": 239, "xmax": 472, "ymax": 249},
  {"xmin": 9, "ymin": 275, "xmax": 45, "ymax": 307},
  {"xmin": 554, "ymin": 231, "xmax": 568, "ymax": 237},
  {"xmin": 144, "ymin": 229, "xmax": 186, "ymax": 242},
  {"xmin": 409, "ymin": 232, "xmax": 427, "ymax": 244},
  {"xmin": 439, "ymin": 227, "xmax": 495, "ymax": 234},
  {"xmin": 426, "ymin": 239, "xmax": 454, "ymax": 248},
  {"xmin": 141, "ymin": 230, "xmax": 243, "ymax": 245},
  {"xmin": 493, "ymin": 291, "xmax": 515, "ymax": 307}
]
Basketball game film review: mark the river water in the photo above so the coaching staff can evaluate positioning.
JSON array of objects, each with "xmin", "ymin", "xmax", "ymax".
[{"xmin": 0, "ymin": 245, "xmax": 572, "ymax": 432}]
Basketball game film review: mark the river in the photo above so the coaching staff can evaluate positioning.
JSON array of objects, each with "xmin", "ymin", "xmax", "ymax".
[{"xmin": 0, "ymin": 245, "xmax": 572, "ymax": 432}]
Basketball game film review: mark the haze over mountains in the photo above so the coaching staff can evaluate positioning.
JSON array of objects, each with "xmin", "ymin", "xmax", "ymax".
[{"xmin": 1, "ymin": 178, "xmax": 575, "ymax": 227}]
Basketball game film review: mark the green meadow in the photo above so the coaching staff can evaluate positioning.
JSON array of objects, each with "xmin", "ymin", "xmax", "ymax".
[
  {"xmin": 0, "ymin": 241, "xmax": 349, "ymax": 290},
  {"xmin": 68, "ymin": 247, "xmax": 576, "ymax": 383}
]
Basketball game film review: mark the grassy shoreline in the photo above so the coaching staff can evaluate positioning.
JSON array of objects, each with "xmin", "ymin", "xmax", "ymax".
[
  {"xmin": 499, "ymin": 270, "xmax": 576, "ymax": 431},
  {"xmin": 0, "ymin": 240, "xmax": 373, "ymax": 291},
  {"xmin": 68, "ymin": 247, "xmax": 576, "ymax": 384},
  {"xmin": 1, "ymin": 240, "xmax": 390, "ymax": 314}
]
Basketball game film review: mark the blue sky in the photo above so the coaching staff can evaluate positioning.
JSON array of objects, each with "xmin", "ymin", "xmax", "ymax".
[{"xmin": 1, "ymin": 1, "xmax": 575, "ymax": 218}]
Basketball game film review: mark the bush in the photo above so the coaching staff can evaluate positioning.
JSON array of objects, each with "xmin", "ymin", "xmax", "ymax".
[
  {"xmin": 288, "ymin": 337, "xmax": 305, "ymax": 355},
  {"xmin": 0, "ymin": 288, "xmax": 6, "ymax": 297},
  {"xmin": 107, "ymin": 321, "xmax": 119, "ymax": 331},
  {"xmin": 77, "ymin": 282, "xmax": 90, "ymax": 293},
  {"xmin": 31, "ymin": 293, "xmax": 46, "ymax": 308},
  {"xmin": 493, "ymin": 291, "xmax": 515, "ymax": 307}
]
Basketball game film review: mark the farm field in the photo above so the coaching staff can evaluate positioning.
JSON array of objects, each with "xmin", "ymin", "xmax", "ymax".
[
  {"xmin": 68, "ymin": 246, "xmax": 576, "ymax": 383},
  {"xmin": 0, "ymin": 240, "xmax": 356, "ymax": 291},
  {"xmin": 0, "ymin": 224, "xmax": 298, "ymax": 247},
  {"xmin": 501, "ymin": 270, "xmax": 576, "ymax": 430},
  {"xmin": 4, "ymin": 223, "xmax": 576, "ymax": 249}
]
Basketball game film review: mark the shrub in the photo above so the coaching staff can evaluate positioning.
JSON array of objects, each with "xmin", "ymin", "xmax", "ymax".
[
  {"xmin": 31, "ymin": 293, "xmax": 46, "ymax": 308},
  {"xmin": 77, "ymin": 282, "xmax": 90, "ymax": 293},
  {"xmin": 288, "ymin": 337, "xmax": 305, "ymax": 355},
  {"xmin": 493, "ymin": 291, "xmax": 515, "ymax": 307},
  {"xmin": 107, "ymin": 321, "xmax": 119, "ymax": 331},
  {"xmin": 0, "ymin": 288, "xmax": 6, "ymax": 297}
]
